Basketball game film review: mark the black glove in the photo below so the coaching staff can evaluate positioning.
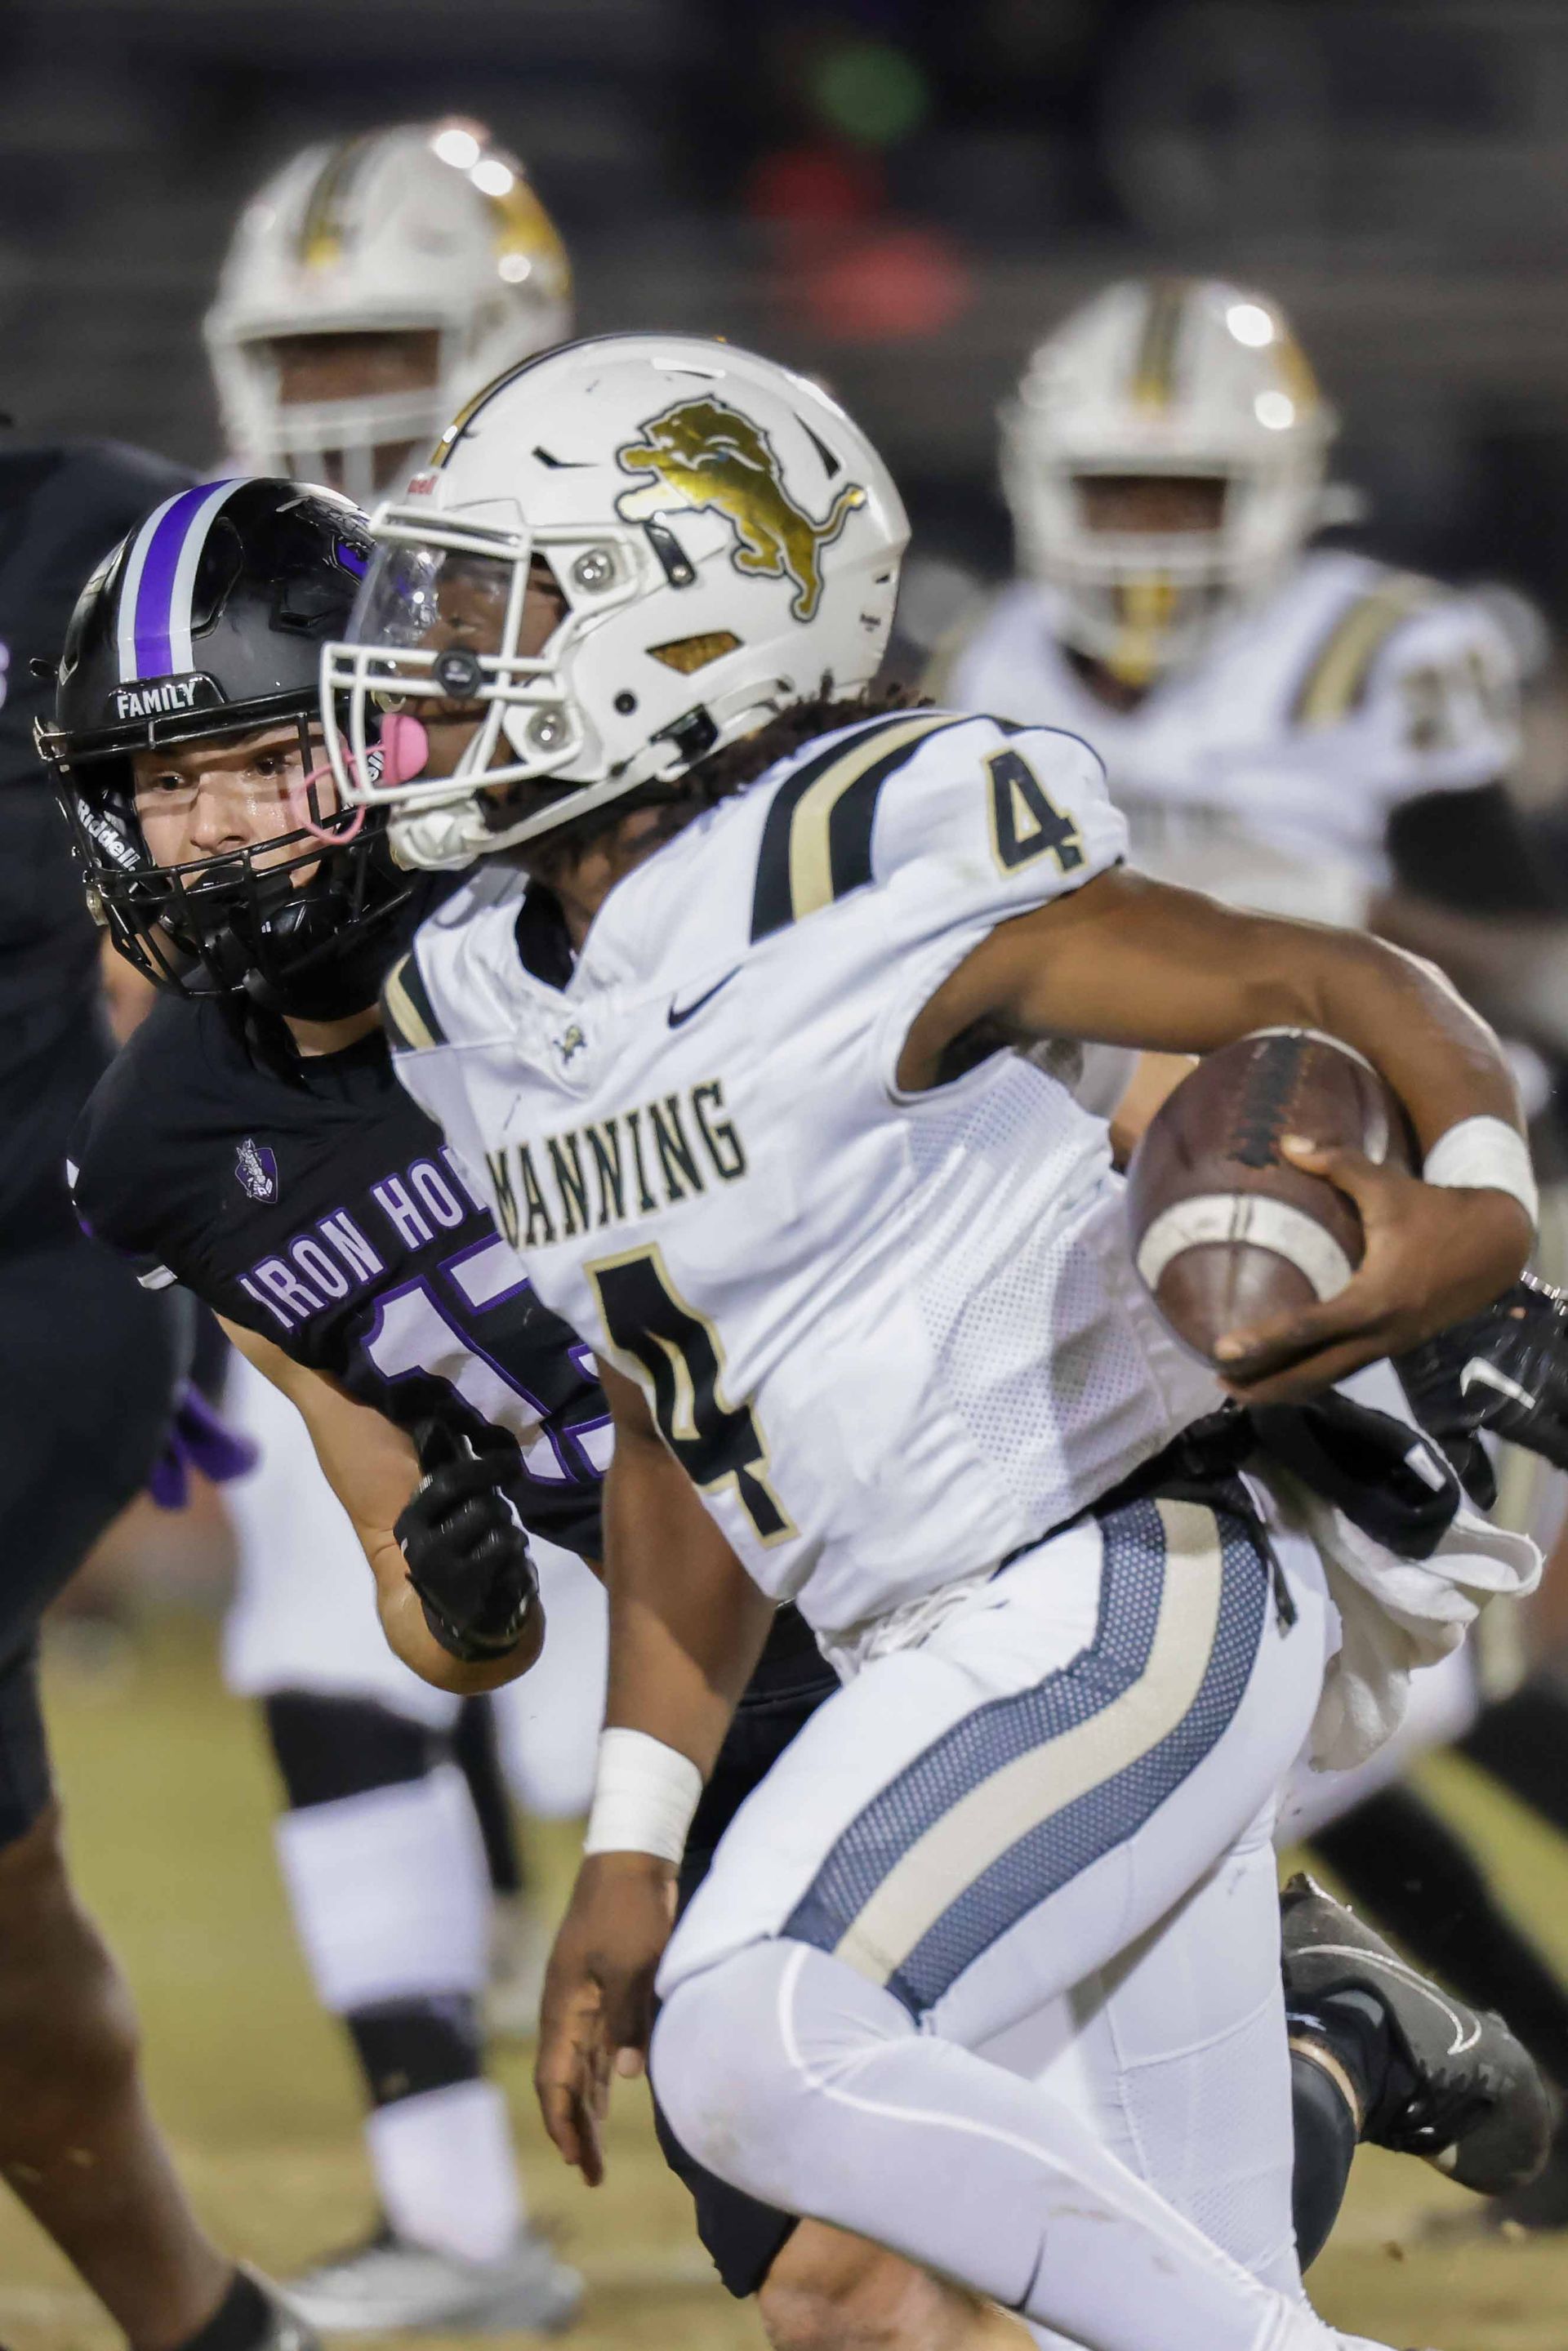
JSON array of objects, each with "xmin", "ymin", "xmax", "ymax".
[
  {"xmin": 1393, "ymin": 1274, "xmax": 1568, "ymax": 1512},
  {"xmin": 395, "ymin": 1422, "xmax": 538, "ymax": 1663}
]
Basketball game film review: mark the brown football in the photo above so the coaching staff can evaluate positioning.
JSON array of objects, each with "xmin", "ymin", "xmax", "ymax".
[{"xmin": 1125, "ymin": 1030, "xmax": 1413, "ymax": 1367}]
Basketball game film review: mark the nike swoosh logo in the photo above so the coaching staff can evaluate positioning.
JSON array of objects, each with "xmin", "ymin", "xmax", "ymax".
[
  {"xmin": 668, "ymin": 969, "xmax": 740, "ymax": 1029},
  {"xmin": 1459, "ymin": 1359, "xmax": 1537, "ymax": 1412},
  {"xmin": 1294, "ymin": 1939, "xmax": 1480, "ymax": 2056}
]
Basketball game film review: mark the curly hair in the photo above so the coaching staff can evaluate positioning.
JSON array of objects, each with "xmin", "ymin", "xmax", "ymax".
[
  {"xmin": 528, "ymin": 679, "xmax": 929, "ymax": 862},
  {"xmin": 684, "ymin": 680, "xmax": 928, "ymax": 810}
]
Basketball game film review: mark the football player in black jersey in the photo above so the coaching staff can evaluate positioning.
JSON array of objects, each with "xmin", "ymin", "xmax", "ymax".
[
  {"xmin": 51, "ymin": 476, "xmax": 595, "ymax": 2331},
  {"xmin": 0, "ymin": 443, "xmax": 310, "ymax": 2351},
  {"xmin": 46, "ymin": 473, "xmax": 1564, "ymax": 2351}
]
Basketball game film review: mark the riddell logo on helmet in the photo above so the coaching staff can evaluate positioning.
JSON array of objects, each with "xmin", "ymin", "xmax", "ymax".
[
  {"xmin": 615, "ymin": 398, "xmax": 866, "ymax": 622},
  {"xmin": 112, "ymin": 673, "xmax": 220, "ymax": 723}
]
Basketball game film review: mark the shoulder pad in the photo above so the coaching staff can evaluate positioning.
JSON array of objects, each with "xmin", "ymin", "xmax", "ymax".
[{"xmin": 749, "ymin": 710, "xmax": 973, "ymax": 942}]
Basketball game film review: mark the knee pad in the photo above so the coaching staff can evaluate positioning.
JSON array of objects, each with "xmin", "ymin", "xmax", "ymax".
[
  {"xmin": 264, "ymin": 1691, "xmax": 441, "ymax": 1810},
  {"xmin": 653, "ymin": 1939, "xmax": 913, "ymax": 2215},
  {"xmin": 347, "ymin": 1993, "xmax": 482, "ymax": 2107}
]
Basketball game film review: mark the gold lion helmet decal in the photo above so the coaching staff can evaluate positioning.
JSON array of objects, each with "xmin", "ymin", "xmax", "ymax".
[{"xmin": 614, "ymin": 397, "xmax": 866, "ymax": 622}]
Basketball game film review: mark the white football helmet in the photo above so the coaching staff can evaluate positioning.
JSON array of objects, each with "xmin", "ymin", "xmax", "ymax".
[
  {"xmin": 321, "ymin": 333, "xmax": 909, "ymax": 870},
  {"xmin": 205, "ymin": 118, "xmax": 572, "ymax": 505},
  {"xmin": 1000, "ymin": 277, "xmax": 1338, "ymax": 682}
]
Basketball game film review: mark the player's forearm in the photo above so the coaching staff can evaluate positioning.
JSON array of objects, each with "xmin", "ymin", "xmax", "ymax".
[
  {"xmin": 975, "ymin": 870, "xmax": 1525, "ymax": 1157},
  {"xmin": 368, "ymin": 1532, "xmax": 545, "ymax": 1692},
  {"xmin": 600, "ymin": 1415, "xmax": 773, "ymax": 1778}
]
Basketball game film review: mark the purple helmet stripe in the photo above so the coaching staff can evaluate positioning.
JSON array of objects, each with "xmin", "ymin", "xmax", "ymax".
[{"xmin": 126, "ymin": 479, "xmax": 246, "ymax": 683}]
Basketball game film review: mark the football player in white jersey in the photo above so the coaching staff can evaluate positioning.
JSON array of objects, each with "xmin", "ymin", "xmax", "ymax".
[
  {"xmin": 199, "ymin": 124, "xmax": 581, "ymax": 2329},
  {"xmin": 323, "ymin": 334, "xmax": 1540, "ymax": 2351},
  {"xmin": 942, "ymin": 274, "xmax": 1528, "ymax": 941}
]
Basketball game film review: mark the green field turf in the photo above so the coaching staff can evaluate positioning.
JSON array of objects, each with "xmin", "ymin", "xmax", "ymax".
[{"xmin": 2, "ymin": 1619, "xmax": 1565, "ymax": 2350}]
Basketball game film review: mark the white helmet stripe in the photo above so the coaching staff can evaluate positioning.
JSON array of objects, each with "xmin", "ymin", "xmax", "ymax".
[{"xmin": 165, "ymin": 478, "xmax": 249, "ymax": 674}]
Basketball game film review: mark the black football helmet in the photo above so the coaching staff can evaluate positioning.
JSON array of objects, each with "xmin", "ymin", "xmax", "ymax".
[{"xmin": 38, "ymin": 475, "xmax": 409, "ymax": 1018}]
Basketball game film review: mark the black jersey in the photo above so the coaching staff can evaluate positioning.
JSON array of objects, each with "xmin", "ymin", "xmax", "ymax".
[
  {"xmin": 0, "ymin": 441, "xmax": 194, "ymax": 1252},
  {"xmin": 68, "ymin": 989, "xmax": 605, "ymax": 1560}
]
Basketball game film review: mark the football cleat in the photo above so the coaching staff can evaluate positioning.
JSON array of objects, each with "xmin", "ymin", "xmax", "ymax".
[
  {"xmin": 244, "ymin": 2266, "xmax": 319, "ymax": 2351},
  {"xmin": 1281, "ymin": 1873, "xmax": 1553, "ymax": 2196},
  {"xmin": 282, "ymin": 2224, "xmax": 581, "ymax": 2335}
]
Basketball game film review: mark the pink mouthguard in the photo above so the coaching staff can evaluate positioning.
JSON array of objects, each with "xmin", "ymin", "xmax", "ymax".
[{"xmin": 294, "ymin": 715, "xmax": 431, "ymax": 845}]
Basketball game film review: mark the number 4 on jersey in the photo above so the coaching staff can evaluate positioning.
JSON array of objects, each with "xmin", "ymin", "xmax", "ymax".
[
  {"xmin": 986, "ymin": 746, "xmax": 1085, "ymax": 875},
  {"xmin": 590, "ymin": 1245, "xmax": 795, "ymax": 1547}
]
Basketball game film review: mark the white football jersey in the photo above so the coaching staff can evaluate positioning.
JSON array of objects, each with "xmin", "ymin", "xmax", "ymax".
[
  {"xmin": 386, "ymin": 710, "xmax": 1220, "ymax": 1641},
  {"xmin": 942, "ymin": 550, "xmax": 1520, "ymax": 926}
]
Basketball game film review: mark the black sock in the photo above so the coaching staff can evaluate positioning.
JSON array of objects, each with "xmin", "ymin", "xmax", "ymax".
[
  {"xmin": 1312, "ymin": 1780, "xmax": 1568, "ymax": 2084},
  {"xmin": 171, "ymin": 2269, "xmax": 273, "ymax": 2351},
  {"xmin": 1289, "ymin": 2045, "xmax": 1361, "ymax": 2269},
  {"xmin": 452, "ymin": 1696, "xmax": 523, "ymax": 1899},
  {"xmin": 1290, "ymin": 1984, "xmax": 1420, "ymax": 2142},
  {"xmin": 345, "ymin": 1993, "xmax": 483, "ymax": 2108},
  {"xmin": 1461, "ymin": 1678, "xmax": 1568, "ymax": 1844}
]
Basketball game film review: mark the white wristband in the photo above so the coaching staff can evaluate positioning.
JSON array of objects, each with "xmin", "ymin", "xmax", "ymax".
[
  {"xmin": 1423, "ymin": 1115, "xmax": 1539, "ymax": 1231},
  {"xmin": 583, "ymin": 1728, "xmax": 703, "ymax": 1863}
]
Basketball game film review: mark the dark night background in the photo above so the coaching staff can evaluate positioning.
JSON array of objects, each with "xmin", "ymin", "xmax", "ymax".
[{"xmin": 7, "ymin": 0, "xmax": 1568, "ymax": 626}]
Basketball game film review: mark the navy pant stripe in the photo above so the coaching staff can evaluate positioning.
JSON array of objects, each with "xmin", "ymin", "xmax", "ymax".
[{"xmin": 783, "ymin": 1499, "xmax": 1269, "ymax": 2016}]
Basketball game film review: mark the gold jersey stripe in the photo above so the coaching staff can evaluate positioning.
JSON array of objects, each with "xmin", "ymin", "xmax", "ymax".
[
  {"xmin": 786, "ymin": 713, "xmax": 958, "ymax": 924},
  {"xmin": 750, "ymin": 711, "xmax": 964, "ymax": 941},
  {"xmin": 1292, "ymin": 573, "xmax": 1439, "ymax": 730},
  {"xmin": 1129, "ymin": 278, "xmax": 1191, "ymax": 411},
  {"xmin": 381, "ymin": 953, "xmax": 447, "ymax": 1054}
]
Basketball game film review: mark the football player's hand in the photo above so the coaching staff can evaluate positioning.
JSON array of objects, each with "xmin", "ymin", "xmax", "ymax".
[
  {"xmin": 534, "ymin": 1853, "xmax": 676, "ymax": 2185},
  {"xmin": 395, "ymin": 1422, "xmax": 538, "ymax": 1663},
  {"xmin": 1213, "ymin": 1138, "xmax": 1535, "ymax": 1407},
  {"xmin": 1394, "ymin": 1275, "xmax": 1568, "ymax": 1509}
]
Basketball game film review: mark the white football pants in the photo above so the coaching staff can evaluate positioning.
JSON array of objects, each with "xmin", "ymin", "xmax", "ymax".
[{"xmin": 653, "ymin": 1489, "xmax": 1386, "ymax": 2351}]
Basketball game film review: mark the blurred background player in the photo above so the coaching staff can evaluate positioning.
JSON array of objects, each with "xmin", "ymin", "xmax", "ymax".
[
  {"xmin": 205, "ymin": 116, "xmax": 571, "ymax": 507},
  {"xmin": 941, "ymin": 270, "xmax": 1568, "ymax": 2242},
  {"xmin": 948, "ymin": 274, "xmax": 1530, "ymax": 937},
  {"xmin": 0, "ymin": 435, "xmax": 310, "ymax": 2351},
  {"xmin": 194, "ymin": 125, "xmax": 596, "ymax": 2324}
]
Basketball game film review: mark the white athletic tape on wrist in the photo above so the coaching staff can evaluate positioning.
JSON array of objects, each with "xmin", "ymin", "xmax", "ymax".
[
  {"xmin": 1422, "ymin": 1116, "xmax": 1539, "ymax": 1231},
  {"xmin": 583, "ymin": 1728, "xmax": 702, "ymax": 1863}
]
